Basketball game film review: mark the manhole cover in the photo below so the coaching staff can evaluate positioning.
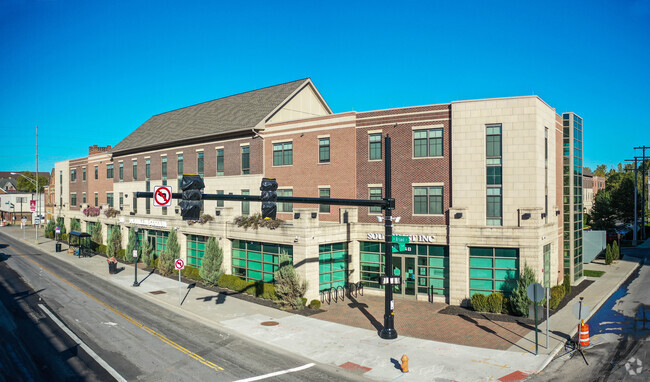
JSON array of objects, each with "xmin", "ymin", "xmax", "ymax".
[
  {"xmin": 260, "ymin": 321, "xmax": 279, "ymax": 326},
  {"xmin": 149, "ymin": 290, "xmax": 166, "ymax": 295}
]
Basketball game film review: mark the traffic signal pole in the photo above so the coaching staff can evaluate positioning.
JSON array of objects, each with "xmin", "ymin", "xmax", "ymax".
[{"xmin": 135, "ymin": 135, "xmax": 399, "ymax": 339}]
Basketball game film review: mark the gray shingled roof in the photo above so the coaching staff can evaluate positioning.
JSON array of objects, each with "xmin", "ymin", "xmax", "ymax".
[{"xmin": 112, "ymin": 79, "xmax": 309, "ymax": 154}]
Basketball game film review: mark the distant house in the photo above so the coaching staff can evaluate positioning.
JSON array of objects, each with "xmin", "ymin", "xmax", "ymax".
[{"xmin": 0, "ymin": 178, "xmax": 17, "ymax": 193}]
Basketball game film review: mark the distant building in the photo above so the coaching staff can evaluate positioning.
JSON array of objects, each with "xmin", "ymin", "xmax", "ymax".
[{"xmin": 583, "ymin": 168, "xmax": 594, "ymax": 214}]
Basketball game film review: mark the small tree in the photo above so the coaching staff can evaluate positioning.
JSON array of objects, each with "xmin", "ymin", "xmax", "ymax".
[
  {"xmin": 199, "ymin": 237, "xmax": 224, "ymax": 285},
  {"xmin": 56, "ymin": 216, "xmax": 66, "ymax": 235},
  {"xmin": 158, "ymin": 229, "xmax": 178, "ymax": 276},
  {"xmin": 91, "ymin": 222, "xmax": 102, "ymax": 250},
  {"xmin": 563, "ymin": 273, "xmax": 572, "ymax": 296},
  {"xmin": 124, "ymin": 227, "xmax": 137, "ymax": 264},
  {"xmin": 106, "ymin": 226, "xmax": 122, "ymax": 259},
  {"xmin": 44, "ymin": 219, "xmax": 55, "ymax": 238},
  {"xmin": 509, "ymin": 262, "xmax": 537, "ymax": 317},
  {"xmin": 612, "ymin": 240, "xmax": 620, "ymax": 261},
  {"xmin": 70, "ymin": 219, "xmax": 81, "ymax": 232},
  {"xmin": 142, "ymin": 240, "xmax": 154, "ymax": 268},
  {"xmin": 273, "ymin": 253, "xmax": 307, "ymax": 310},
  {"xmin": 605, "ymin": 243, "xmax": 613, "ymax": 265}
]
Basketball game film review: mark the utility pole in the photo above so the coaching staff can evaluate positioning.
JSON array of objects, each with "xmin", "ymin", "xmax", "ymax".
[
  {"xmin": 625, "ymin": 158, "xmax": 638, "ymax": 244},
  {"xmin": 634, "ymin": 146, "xmax": 649, "ymax": 240},
  {"xmin": 36, "ymin": 125, "xmax": 39, "ymax": 244}
]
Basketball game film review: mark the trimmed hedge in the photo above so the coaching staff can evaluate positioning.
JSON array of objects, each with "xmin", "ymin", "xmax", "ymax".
[
  {"xmin": 216, "ymin": 274, "xmax": 277, "ymax": 300},
  {"xmin": 181, "ymin": 265, "xmax": 201, "ymax": 281},
  {"xmin": 487, "ymin": 292, "xmax": 504, "ymax": 313},
  {"xmin": 309, "ymin": 299, "xmax": 321, "ymax": 309},
  {"xmin": 471, "ymin": 293, "xmax": 488, "ymax": 312},
  {"xmin": 563, "ymin": 274, "xmax": 571, "ymax": 296},
  {"xmin": 118, "ymin": 249, "xmax": 126, "ymax": 260},
  {"xmin": 98, "ymin": 244, "xmax": 107, "ymax": 254},
  {"xmin": 549, "ymin": 285, "xmax": 566, "ymax": 309}
]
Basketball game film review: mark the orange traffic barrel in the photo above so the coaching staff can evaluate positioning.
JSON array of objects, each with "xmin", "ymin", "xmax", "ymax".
[{"xmin": 579, "ymin": 322, "xmax": 590, "ymax": 347}]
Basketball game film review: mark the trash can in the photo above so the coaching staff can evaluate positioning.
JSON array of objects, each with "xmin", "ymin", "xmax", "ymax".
[
  {"xmin": 109, "ymin": 262, "xmax": 117, "ymax": 274},
  {"xmin": 55, "ymin": 243, "xmax": 62, "ymax": 252}
]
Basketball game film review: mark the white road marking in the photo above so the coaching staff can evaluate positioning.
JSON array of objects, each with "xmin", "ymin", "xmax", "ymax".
[
  {"xmin": 233, "ymin": 363, "xmax": 315, "ymax": 382},
  {"xmin": 38, "ymin": 304, "xmax": 127, "ymax": 382}
]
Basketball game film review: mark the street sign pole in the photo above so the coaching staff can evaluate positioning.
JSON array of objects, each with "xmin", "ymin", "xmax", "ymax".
[
  {"xmin": 175, "ymin": 258, "xmax": 185, "ymax": 305},
  {"xmin": 534, "ymin": 288, "xmax": 539, "ymax": 355},
  {"xmin": 546, "ymin": 287, "xmax": 549, "ymax": 348},
  {"xmin": 379, "ymin": 135, "xmax": 397, "ymax": 340}
]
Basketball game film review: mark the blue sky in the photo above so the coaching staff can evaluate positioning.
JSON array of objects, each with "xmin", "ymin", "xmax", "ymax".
[{"xmin": 1, "ymin": 0, "xmax": 649, "ymax": 173}]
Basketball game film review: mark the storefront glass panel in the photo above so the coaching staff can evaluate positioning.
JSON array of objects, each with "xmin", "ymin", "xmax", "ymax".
[
  {"xmin": 319, "ymin": 243, "xmax": 348, "ymax": 291},
  {"xmin": 231, "ymin": 240, "xmax": 292, "ymax": 282},
  {"xmin": 469, "ymin": 247, "xmax": 519, "ymax": 296},
  {"xmin": 186, "ymin": 234, "xmax": 208, "ymax": 268}
]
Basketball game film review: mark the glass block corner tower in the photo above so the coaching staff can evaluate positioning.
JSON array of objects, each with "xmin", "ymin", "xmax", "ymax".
[{"xmin": 562, "ymin": 112, "xmax": 584, "ymax": 282}]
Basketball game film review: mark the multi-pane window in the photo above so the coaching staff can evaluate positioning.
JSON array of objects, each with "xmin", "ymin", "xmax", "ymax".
[
  {"xmin": 319, "ymin": 188, "xmax": 330, "ymax": 213},
  {"xmin": 161, "ymin": 157, "xmax": 167, "ymax": 180},
  {"xmin": 177, "ymin": 154, "xmax": 183, "ymax": 190},
  {"xmin": 369, "ymin": 187, "xmax": 382, "ymax": 214},
  {"xmin": 147, "ymin": 230, "xmax": 169, "ymax": 258},
  {"xmin": 106, "ymin": 164, "xmax": 114, "ymax": 179},
  {"xmin": 278, "ymin": 189, "xmax": 293, "ymax": 213},
  {"xmin": 82, "ymin": 168, "xmax": 86, "ymax": 181},
  {"xmin": 273, "ymin": 142, "xmax": 293, "ymax": 166},
  {"xmin": 231, "ymin": 240, "xmax": 293, "ymax": 282},
  {"xmin": 216, "ymin": 149, "xmax": 224, "ymax": 176},
  {"xmin": 413, "ymin": 186, "xmax": 443, "ymax": 215},
  {"xmin": 197, "ymin": 152, "xmax": 204, "ymax": 177},
  {"xmin": 106, "ymin": 192, "xmax": 114, "ymax": 208},
  {"xmin": 319, "ymin": 243, "xmax": 347, "ymax": 291},
  {"xmin": 469, "ymin": 247, "xmax": 519, "ymax": 296},
  {"xmin": 133, "ymin": 192, "xmax": 137, "ymax": 213},
  {"xmin": 94, "ymin": 166, "xmax": 98, "ymax": 180},
  {"xmin": 486, "ymin": 124, "xmax": 503, "ymax": 226},
  {"xmin": 132, "ymin": 160, "xmax": 137, "ymax": 181},
  {"xmin": 82, "ymin": 192, "xmax": 86, "ymax": 204},
  {"xmin": 369, "ymin": 134, "xmax": 382, "ymax": 160},
  {"xmin": 119, "ymin": 162, "xmax": 124, "ymax": 181},
  {"xmin": 94, "ymin": 192, "xmax": 98, "ymax": 207},
  {"xmin": 216, "ymin": 190, "xmax": 224, "ymax": 208},
  {"xmin": 241, "ymin": 189, "xmax": 250, "ymax": 216},
  {"xmin": 187, "ymin": 235, "xmax": 208, "ymax": 268},
  {"xmin": 241, "ymin": 146, "xmax": 250, "ymax": 174},
  {"xmin": 145, "ymin": 159, "xmax": 150, "ymax": 179},
  {"xmin": 70, "ymin": 169, "xmax": 77, "ymax": 182},
  {"xmin": 71, "ymin": 193, "xmax": 77, "ymax": 206},
  {"xmin": 319, "ymin": 138, "xmax": 330, "ymax": 163},
  {"xmin": 413, "ymin": 129, "xmax": 443, "ymax": 157}
]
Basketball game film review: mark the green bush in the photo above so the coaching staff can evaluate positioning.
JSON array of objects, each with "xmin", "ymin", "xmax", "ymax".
[
  {"xmin": 45, "ymin": 220, "xmax": 55, "ymax": 238},
  {"xmin": 118, "ymin": 249, "xmax": 125, "ymax": 260},
  {"xmin": 217, "ymin": 274, "xmax": 241, "ymax": 290},
  {"xmin": 563, "ymin": 273, "xmax": 572, "ymax": 296},
  {"xmin": 612, "ymin": 240, "xmax": 620, "ymax": 261},
  {"xmin": 605, "ymin": 243, "xmax": 613, "ymax": 265},
  {"xmin": 60, "ymin": 233, "xmax": 68, "ymax": 242},
  {"xmin": 300, "ymin": 297, "xmax": 307, "ymax": 307},
  {"xmin": 549, "ymin": 285, "xmax": 566, "ymax": 309},
  {"xmin": 501, "ymin": 296, "xmax": 512, "ymax": 315},
  {"xmin": 158, "ymin": 229, "xmax": 179, "ymax": 276},
  {"xmin": 150, "ymin": 257, "xmax": 159, "ymax": 270},
  {"xmin": 98, "ymin": 244, "xmax": 107, "ymax": 254},
  {"xmin": 181, "ymin": 265, "xmax": 201, "ymax": 281},
  {"xmin": 471, "ymin": 293, "xmax": 488, "ymax": 312},
  {"xmin": 274, "ymin": 253, "xmax": 307, "ymax": 310},
  {"xmin": 260, "ymin": 283, "xmax": 278, "ymax": 300},
  {"xmin": 141, "ymin": 241, "xmax": 154, "ymax": 268},
  {"xmin": 510, "ymin": 263, "xmax": 537, "ymax": 317},
  {"xmin": 487, "ymin": 292, "xmax": 504, "ymax": 313},
  {"xmin": 309, "ymin": 299, "xmax": 321, "ymax": 309},
  {"xmin": 199, "ymin": 237, "xmax": 224, "ymax": 286}
]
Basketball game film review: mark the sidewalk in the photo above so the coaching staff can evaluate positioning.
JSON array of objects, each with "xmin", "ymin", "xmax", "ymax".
[{"xmin": 1, "ymin": 225, "xmax": 644, "ymax": 382}]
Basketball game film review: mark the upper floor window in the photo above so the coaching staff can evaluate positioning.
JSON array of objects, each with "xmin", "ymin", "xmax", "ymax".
[
  {"xmin": 216, "ymin": 190, "xmax": 224, "ymax": 207},
  {"xmin": 241, "ymin": 189, "xmax": 250, "ymax": 216},
  {"xmin": 486, "ymin": 125, "xmax": 502, "ymax": 157},
  {"xmin": 278, "ymin": 189, "xmax": 293, "ymax": 212},
  {"xmin": 273, "ymin": 142, "xmax": 292, "ymax": 166},
  {"xmin": 94, "ymin": 192, "xmax": 98, "ymax": 207},
  {"xmin": 216, "ymin": 149, "xmax": 224, "ymax": 176},
  {"xmin": 319, "ymin": 188, "xmax": 330, "ymax": 213},
  {"xmin": 197, "ymin": 152, "xmax": 204, "ymax": 177},
  {"xmin": 107, "ymin": 192, "xmax": 114, "ymax": 208},
  {"xmin": 161, "ymin": 156, "xmax": 167, "ymax": 180},
  {"xmin": 106, "ymin": 164, "xmax": 114, "ymax": 179},
  {"xmin": 70, "ymin": 169, "xmax": 77, "ymax": 182},
  {"xmin": 132, "ymin": 160, "xmax": 137, "ymax": 181},
  {"xmin": 82, "ymin": 192, "xmax": 86, "ymax": 204},
  {"xmin": 319, "ymin": 138, "xmax": 330, "ymax": 164},
  {"xmin": 145, "ymin": 159, "xmax": 150, "ymax": 180},
  {"xmin": 119, "ymin": 162, "xmax": 124, "ymax": 181},
  {"xmin": 369, "ymin": 187, "xmax": 382, "ymax": 214},
  {"xmin": 177, "ymin": 154, "xmax": 183, "ymax": 176},
  {"xmin": 413, "ymin": 186, "xmax": 443, "ymax": 215},
  {"xmin": 94, "ymin": 166, "xmax": 98, "ymax": 180},
  {"xmin": 413, "ymin": 128, "xmax": 443, "ymax": 158},
  {"xmin": 71, "ymin": 193, "xmax": 77, "ymax": 206},
  {"xmin": 369, "ymin": 134, "xmax": 382, "ymax": 160},
  {"xmin": 241, "ymin": 146, "xmax": 250, "ymax": 174},
  {"xmin": 82, "ymin": 168, "xmax": 86, "ymax": 181}
]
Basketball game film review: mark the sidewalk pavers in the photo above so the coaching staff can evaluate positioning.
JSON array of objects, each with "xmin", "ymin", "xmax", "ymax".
[{"xmin": 1, "ymin": 225, "xmax": 646, "ymax": 382}]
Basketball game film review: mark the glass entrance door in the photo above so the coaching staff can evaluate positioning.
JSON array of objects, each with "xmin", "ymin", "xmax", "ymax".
[{"xmin": 392, "ymin": 256, "xmax": 416, "ymax": 298}]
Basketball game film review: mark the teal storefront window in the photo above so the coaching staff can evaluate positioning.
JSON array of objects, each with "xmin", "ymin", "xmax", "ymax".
[
  {"xmin": 319, "ymin": 243, "xmax": 348, "ymax": 291},
  {"xmin": 231, "ymin": 240, "xmax": 292, "ymax": 282},
  {"xmin": 469, "ymin": 247, "xmax": 519, "ymax": 296},
  {"xmin": 186, "ymin": 234, "xmax": 208, "ymax": 268}
]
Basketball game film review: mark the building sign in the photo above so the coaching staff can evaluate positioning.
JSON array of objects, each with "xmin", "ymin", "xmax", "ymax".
[
  {"xmin": 367, "ymin": 233, "xmax": 436, "ymax": 243},
  {"xmin": 118, "ymin": 217, "xmax": 168, "ymax": 228}
]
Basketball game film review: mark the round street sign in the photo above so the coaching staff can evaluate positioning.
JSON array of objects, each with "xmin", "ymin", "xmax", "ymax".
[
  {"xmin": 527, "ymin": 282, "xmax": 545, "ymax": 303},
  {"xmin": 175, "ymin": 258, "xmax": 185, "ymax": 270},
  {"xmin": 573, "ymin": 301, "xmax": 591, "ymax": 320},
  {"xmin": 153, "ymin": 186, "xmax": 173, "ymax": 207}
]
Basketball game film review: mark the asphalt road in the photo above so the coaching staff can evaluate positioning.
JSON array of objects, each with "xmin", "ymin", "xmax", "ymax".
[
  {"xmin": 528, "ymin": 247, "xmax": 650, "ymax": 382},
  {"xmin": 0, "ymin": 233, "xmax": 363, "ymax": 382}
]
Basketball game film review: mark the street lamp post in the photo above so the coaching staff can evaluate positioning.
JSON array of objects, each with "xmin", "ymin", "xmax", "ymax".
[{"xmin": 133, "ymin": 227, "xmax": 140, "ymax": 287}]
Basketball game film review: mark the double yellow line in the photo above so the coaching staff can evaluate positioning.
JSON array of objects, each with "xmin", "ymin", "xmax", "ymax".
[{"xmin": 7, "ymin": 240, "xmax": 224, "ymax": 372}]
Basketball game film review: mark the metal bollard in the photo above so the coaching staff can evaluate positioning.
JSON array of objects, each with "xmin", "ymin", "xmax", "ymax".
[{"xmin": 400, "ymin": 354, "xmax": 409, "ymax": 373}]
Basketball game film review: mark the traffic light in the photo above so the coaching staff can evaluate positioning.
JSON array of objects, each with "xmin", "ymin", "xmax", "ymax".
[
  {"xmin": 179, "ymin": 174, "xmax": 204, "ymax": 221},
  {"xmin": 260, "ymin": 177, "xmax": 278, "ymax": 220}
]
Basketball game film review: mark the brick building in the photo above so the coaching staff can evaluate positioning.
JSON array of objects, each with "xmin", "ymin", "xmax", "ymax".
[{"xmin": 55, "ymin": 78, "xmax": 582, "ymax": 304}]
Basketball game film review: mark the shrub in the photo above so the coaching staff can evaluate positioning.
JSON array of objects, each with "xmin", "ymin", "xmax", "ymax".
[
  {"xmin": 91, "ymin": 222, "xmax": 102, "ymax": 249},
  {"xmin": 181, "ymin": 265, "xmax": 201, "ymax": 281},
  {"xmin": 107, "ymin": 226, "xmax": 122, "ymax": 259},
  {"xmin": 501, "ymin": 296, "xmax": 512, "ymax": 315},
  {"xmin": 218, "ymin": 274, "xmax": 242, "ymax": 290},
  {"xmin": 612, "ymin": 240, "xmax": 620, "ymax": 261},
  {"xmin": 70, "ymin": 219, "xmax": 81, "ymax": 232},
  {"xmin": 605, "ymin": 243, "xmax": 613, "ymax": 265},
  {"xmin": 563, "ymin": 273, "xmax": 572, "ymax": 296},
  {"xmin": 233, "ymin": 213, "xmax": 284, "ymax": 230},
  {"xmin": 45, "ymin": 220, "xmax": 55, "ymax": 238},
  {"xmin": 150, "ymin": 257, "xmax": 159, "ymax": 270},
  {"xmin": 118, "ymin": 249, "xmax": 125, "ymax": 260},
  {"xmin": 98, "ymin": 244, "xmax": 107, "ymax": 254},
  {"xmin": 199, "ymin": 237, "xmax": 224, "ymax": 286},
  {"xmin": 141, "ymin": 241, "xmax": 154, "ymax": 268},
  {"xmin": 471, "ymin": 293, "xmax": 488, "ymax": 312},
  {"xmin": 309, "ymin": 299, "xmax": 321, "ymax": 309},
  {"xmin": 487, "ymin": 292, "xmax": 504, "ymax": 313},
  {"xmin": 104, "ymin": 207, "xmax": 120, "ymax": 218},
  {"xmin": 273, "ymin": 253, "xmax": 307, "ymax": 310},
  {"xmin": 549, "ymin": 285, "xmax": 566, "ymax": 309},
  {"xmin": 300, "ymin": 297, "xmax": 307, "ymax": 307},
  {"xmin": 56, "ymin": 217, "xmax": 66, "ymax": 235},
  {"xmin": 124, "ymin": 227, "xmax": 137, "ymax": 264},
  {"xmin": 158, "ymin": 229, "xmax": 179, "ymax": 276},
  {"xmin": 260, "ymin": 283, "xmax": 277, "ymax": 300},
  {"xmin": 510, "ymin": 263, "xmax": 537, "ymax": 317}
]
